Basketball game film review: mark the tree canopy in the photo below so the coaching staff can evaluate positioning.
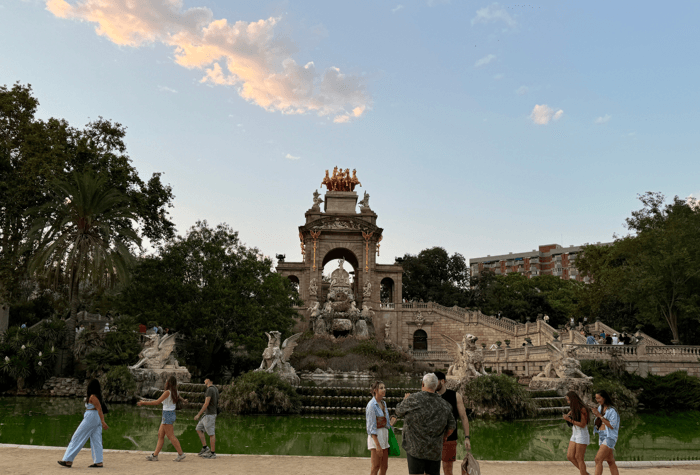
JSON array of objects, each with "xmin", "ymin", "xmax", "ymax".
[
  {"xmin": 0, "ymin": 82, "xmax": 174, "ymax": 306},
  {"xmin": 397, "ymin": 247, "xmax": 471, "ymax": 307},
  {"xmin": 115, "ymin": 221, "xmax": 302, "ymax": 376}
]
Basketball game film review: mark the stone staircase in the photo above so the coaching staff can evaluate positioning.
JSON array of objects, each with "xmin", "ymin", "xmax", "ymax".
[
  {"xmin": 527, "ymin": 389, "xmax": 569, "ymax": 420},
  {"xmin": 297, "ymin": 386, "xmax": 406, "ymax": 414}
]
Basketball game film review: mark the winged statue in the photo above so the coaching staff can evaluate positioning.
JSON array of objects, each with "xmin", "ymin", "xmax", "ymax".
[
  {"xmin": 441, "ymin": 333, "xmax": 487, "ymax": 380},
  {"xmin": 256, "ymin": 331, "xmax": 303, "ymax": 385},
  {"xmin": 129, "ymin": 333, "xmax": 181, "ymax": 370}
]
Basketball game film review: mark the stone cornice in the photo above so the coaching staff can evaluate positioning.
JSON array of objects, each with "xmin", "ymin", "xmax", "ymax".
[{"xmin": 300, "ymin": 216, "xmax": 382, "ymax": 235}]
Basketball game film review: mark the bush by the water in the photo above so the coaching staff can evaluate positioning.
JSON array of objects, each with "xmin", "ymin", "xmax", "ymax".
[
  {"xmin": 0, "ymin": 320, "xmax": 64, "ymax": 390},
  {"xmin": 580, "ymin": 360, "xmax": 700, "ymax": 413},
  {"xmin": 99, "ymin": 365, "xmax": 137, "ymax": 399},
  {"xmin": 220, "ymin": 371, "xmax": 301, "ymax": 415},
  {"xmin": 461, "ymin": 374, "xmax": 535, "ymax": 419}
]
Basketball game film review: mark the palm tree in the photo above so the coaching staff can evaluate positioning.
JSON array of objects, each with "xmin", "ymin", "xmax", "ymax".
[{"xmin": 25, "ymin": 170, "xmax": 141, "ymax": 345}]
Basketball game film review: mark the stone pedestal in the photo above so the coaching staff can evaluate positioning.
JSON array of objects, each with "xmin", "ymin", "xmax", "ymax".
[
  {"xmin": 131, "ymin": 367, "xmax": 192, "ymax": 396},
  {"xmin": 324, "ymin": 192, "xmax": 358, "ymax": 214},
  {"xmin": 529, "ymin": 376, "xmax": 593, "ymax": 401}
]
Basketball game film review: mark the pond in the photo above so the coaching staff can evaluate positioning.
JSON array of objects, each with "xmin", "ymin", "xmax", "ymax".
[{"xmin": 1, "ymin": 398, "xmax": 699, "ymax": 461}]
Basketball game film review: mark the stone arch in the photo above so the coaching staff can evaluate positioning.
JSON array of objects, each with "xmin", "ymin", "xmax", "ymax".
[
  {"xmin": 413, "ymin": 329, "xmax": 428, "ymax": 351},
  {"xmin": 380, "ymin": 277, "xmax": 394, "ymax": 303},
  {"xmin": 287, "ymin": 275, "xmax": 300, "ymax": 293},
  {"xmin": 321, "ymin": 247, "xmax": 360, "ymax": 271}
]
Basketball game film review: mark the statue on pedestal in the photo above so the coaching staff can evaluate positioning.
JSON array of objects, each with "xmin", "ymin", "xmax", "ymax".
[
  {"xmin": 442, "ymin": 333, "xmax": 487, "ymax": 380},
  {"xmin": 257, "ymin": 331, "xmax": 303, "ymax": 385}
]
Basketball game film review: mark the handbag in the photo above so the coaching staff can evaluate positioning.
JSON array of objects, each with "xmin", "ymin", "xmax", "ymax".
[
  {"xmin": 387, "ymin": 427, "xmax": 400, "ymax": 457},
  {"xmin": 461, "ymin": 451, "xmax": 481, "ymax": 475}
]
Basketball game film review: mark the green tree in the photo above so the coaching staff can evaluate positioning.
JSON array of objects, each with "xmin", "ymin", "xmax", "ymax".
[
  {"xmin": 577, "ymin": 193, "xmax": 700, "ymax": 344},
  {"xmin": 397, "ymin": 247, "xmax": 471, "ymax": 307},
  {"xmin": 25, "ymin": 171, "xmax": 141, "ymax": 343},
  {"xmin": 115, "ymin": 221, "xmax": 301, "ymax": 377},
  {"xmin": 0, "ymin": 83, "xmax": 174, "ymax": 320}
]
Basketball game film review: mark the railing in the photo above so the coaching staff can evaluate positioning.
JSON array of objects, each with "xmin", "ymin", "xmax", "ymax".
[
  {"xmin": 646, "ymin": 346, "xmax": 700, "ymax": 356},
  {"xmin": 567, "ymin": 344, "xmax": 638, "ymax": 356},
  {"xmin": 379, "ymin": 303, "xmax": 395, "ymax": 309},
  {"xmin": 409, "ymin": 350, "xmax": 449, "ymax": 361}
]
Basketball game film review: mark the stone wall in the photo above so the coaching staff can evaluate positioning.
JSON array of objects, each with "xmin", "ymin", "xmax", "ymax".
[{"xmin": 43, "ymin": 377, "xmax": 88, "ymax": 397}]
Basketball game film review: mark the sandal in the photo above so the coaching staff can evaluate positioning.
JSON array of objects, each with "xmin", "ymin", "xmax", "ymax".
[
  {"xmin": 57, "ymin": 461, "xmax": 72, "ymax": 467},
  {"xmin": 88, "ymin": 464, "xmax": 104, "ymax": 468}
]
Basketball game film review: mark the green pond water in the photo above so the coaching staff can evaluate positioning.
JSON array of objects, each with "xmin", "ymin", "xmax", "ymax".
[{"xmin": 1, "ymin": 398, "xmax": 699, "ymax": 461}]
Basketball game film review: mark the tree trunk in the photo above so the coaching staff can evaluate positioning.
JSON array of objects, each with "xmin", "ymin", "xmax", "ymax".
[{"xmin": 67, "ymin": 271, "xmax": 79, "ymax": 346}]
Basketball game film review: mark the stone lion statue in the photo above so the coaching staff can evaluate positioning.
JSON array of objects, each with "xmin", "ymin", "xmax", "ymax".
[{"xmin": 442, "ymin": 333, "xmax": 488, "ymax": 380}]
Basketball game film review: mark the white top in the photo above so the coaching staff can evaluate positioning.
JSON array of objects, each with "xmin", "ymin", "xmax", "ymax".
[
  {"xmin": 162, "ymin": 390, "xmax": 176, "ymax": 411},
  {"xmin": 611, "ymin": 336, "xmax": 619, "ymax": 345}
]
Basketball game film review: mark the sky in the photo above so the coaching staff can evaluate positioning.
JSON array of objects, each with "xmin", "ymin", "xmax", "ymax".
[{"xmin": 2, "ymin": 0, "xmax": 699, "ymax": 269}]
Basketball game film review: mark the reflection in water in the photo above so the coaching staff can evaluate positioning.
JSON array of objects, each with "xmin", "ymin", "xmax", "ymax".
[{"xmin": 0, "ymin": 398, "xmax": 698, "ymax": 461}]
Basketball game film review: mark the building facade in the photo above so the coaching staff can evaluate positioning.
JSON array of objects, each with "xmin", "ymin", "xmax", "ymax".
[{"xmin": 470, "ymin": 242, "xmax": 612, "ymax": 282}]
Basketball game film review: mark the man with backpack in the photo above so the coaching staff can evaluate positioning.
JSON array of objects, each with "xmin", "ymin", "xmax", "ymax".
[{"xmin": 194, "ymin": 376, "xmax": 219, "ymax": 459}]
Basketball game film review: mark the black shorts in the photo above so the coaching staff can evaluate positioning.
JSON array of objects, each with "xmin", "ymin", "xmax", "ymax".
[{"xmin": 406, "ymin": 452, "xmax": 441, "ymax": 475}]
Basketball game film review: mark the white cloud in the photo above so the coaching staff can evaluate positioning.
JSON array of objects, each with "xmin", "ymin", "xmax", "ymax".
[
  {"xmin": 474, "ymin": 54, "xmax": 496, "ymax": 68},
  {"xmin": 157, "ymin": 85, "xmax": 177, "ymax": 93},
  {"xmin": 516, "ymin": 85, "xmax": 528, "ymax": 95},
  {"xmin": 529, "ymin": 104, "xmax": 563, "ymax": 125},
  {"xmin": 471, "ymin": 3, "xmax": 516, "ymax": 28},
  {"xmin": 391, "ymin": 5, "xmax": 404, "ymax": 13},
  {"xmin": 46, "ymin": 0, "xmax": 370, "ymax": 123},
  {"xmin": 595, "ymin": 114, "xmax": 612, "ymax": 124},
  {"xmin": 285, "ymin": 153, "xmax": 300, "ymax": 160},
  {"xmin": 493, "ymin": 73, "xmax": 504, "ymax": 80}
]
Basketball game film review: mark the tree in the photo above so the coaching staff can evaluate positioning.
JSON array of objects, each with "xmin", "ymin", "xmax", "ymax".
[
  {"xmin": 577, "ymin": 193, "xmax": 700, "ymax": 344},
  {"xmin": 0, "ymin": 82, "xmax": 174, "ymax": 319},
  {"xmin": 25, "ymin": 171, "xmax": 141, "ymax": 343},
  {"xmin": 115, "ymin": 221, "xmax": 301, "ymax": 377},
  {"xmin": 397, "ymin": 247, "xmax": 471, "ymax": 307}
]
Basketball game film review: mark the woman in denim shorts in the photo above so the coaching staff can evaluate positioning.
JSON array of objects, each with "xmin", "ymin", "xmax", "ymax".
[
  {"xmin": 592, "ymin": 390, "xmax": 620, "ymax": 475},
  {"xmin": 137, "ymin": 376, "xmax": 187, "ymax": 462},
  {"xmin": 563, "ymin": 391, "xmax": 590, "ymax": 475}
]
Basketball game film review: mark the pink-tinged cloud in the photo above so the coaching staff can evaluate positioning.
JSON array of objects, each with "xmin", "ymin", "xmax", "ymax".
[
  {"xmin": 45, "ymin": 0, "xmax": 370, "ymax": 122},
  {"xmin": 530, "ymin": 104, "xmax": 563, "ymax": 125}
]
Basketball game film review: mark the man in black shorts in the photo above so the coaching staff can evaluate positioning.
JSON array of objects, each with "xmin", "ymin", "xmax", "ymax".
[
  {"xmin": 395, "ymin": 373, "xmax": 456, "ymax": 475},
  {"xmin": 434, "ymin": 371, "xmax": 471, "ymax": 475}
]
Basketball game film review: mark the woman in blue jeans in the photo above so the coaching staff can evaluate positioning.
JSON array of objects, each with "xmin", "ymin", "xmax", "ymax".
[
  {"xmin": 592, "ymin": 390, "xmax": 620, "ymax": 475},
  {"xmin": 58, "ymin": 379, "xmax": 109, "ymax": 468}
]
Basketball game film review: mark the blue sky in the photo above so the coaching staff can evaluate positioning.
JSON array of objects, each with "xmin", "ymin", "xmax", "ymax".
[{"xmin": 2, "ymin": 0, "xmax": 698, "ymax": 266}]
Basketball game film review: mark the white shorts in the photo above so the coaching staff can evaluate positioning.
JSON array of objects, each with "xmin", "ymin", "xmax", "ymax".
[
  {"xmin": 570, "ymin": 426, "xmax": 590, "ymax": 445},
  {"xmin": 367, "ymin": 427, "xmax": 390, "ymax": 450}
]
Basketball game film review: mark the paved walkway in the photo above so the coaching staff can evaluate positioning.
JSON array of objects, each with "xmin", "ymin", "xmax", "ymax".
[{"xmin": 1, "ymin": 444, "xmax": 699, "ymax": 475}]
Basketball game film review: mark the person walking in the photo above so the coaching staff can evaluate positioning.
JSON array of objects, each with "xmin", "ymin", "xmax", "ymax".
[
  {"xmin": 137, "ymin": 375, "xmax": 186, "ymax": 462},
  {"xmin": 395, "ymin": 373, "xmax": 456, "ymax": 475},
  {"xmin": 195, "ymin": 375, "xmax": 219, "ymax": 459},
  {"xmin": 592, "ymin": 390, "xmax": 620, "ymax": 475},
  {"xmin": 58, "ymin": 379, "xmax": 109, "ymax": 468},
  {"xmin": 434, "ymin": 372, "xmax": 470, "ymax": 475},
  {"xmin": 586, "ymin": 332, "xmax": 597, "ymax": 345},
  {"xmin": 564, "ymin": 391, "xmax": 590, "ymax": 475},
  {"xmin": 366, "ymin": 380, "xmax": 396, "ymax": 475}
]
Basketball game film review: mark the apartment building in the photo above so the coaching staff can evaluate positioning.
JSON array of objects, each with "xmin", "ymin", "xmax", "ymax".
[{"xmin": 469, "ymin": 242, "xmax": 612, "ymax": 282}]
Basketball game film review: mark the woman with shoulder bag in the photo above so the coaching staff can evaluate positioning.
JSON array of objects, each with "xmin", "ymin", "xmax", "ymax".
[
  {"xmin": 366, "ymin": 380, "xmax": 397, "ymax": 475},
  {"xmin": 591, "ymin": 390, "xmax": 620, "ymax": 475},
  {"xmin": 137, "ymin": 375, "xmax": 187, "ymax": 462},
  {"xmin": 58, "ymin": 379, "xmax": 109, "ymax": 468},
  {"xmin": 563, "ymin": 391, "xmax": 590, "ymax": 475}
]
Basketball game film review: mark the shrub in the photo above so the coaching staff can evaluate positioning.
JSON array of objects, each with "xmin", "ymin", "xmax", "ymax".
[
  {"xmin": 625, "ymin": 371, "xmax": 700, "ymax": 413},
  {"xmin": 591, "ymin": 378, "xmax": 638, "ymax": 414},
  {"xmin": 100, "ymin": 365, "xmax": 137, "ymax": 398},
  {"xmin": 221, "ymin": 371, "xmax": 301, "ymax": 415},
  {"xmin": 461, "ymin": 374, "xmax": 536, "ymax": 419}
]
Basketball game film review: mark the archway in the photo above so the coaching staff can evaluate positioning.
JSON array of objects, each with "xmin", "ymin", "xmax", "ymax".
[
  {"xmin": 380, "ymin": 277, "xmax": 394, "ymax": 303},
  {"xmin": 321, "ymin": 248, "xmax": 360, "ymax": 301},
  {"xmin": 287, "ymin": 275, "xmax": 300, "ymax": 294},
  {"xmin": 413, "ymin": 329, "xmax": 428, "ymax": 351}
]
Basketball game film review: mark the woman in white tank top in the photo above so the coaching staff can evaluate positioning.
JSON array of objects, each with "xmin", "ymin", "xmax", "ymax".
[
  {"xmin": 563, "ymin": 391, "xmax": 590, "ymax": 475},
  {"xmin": 137, "ymin": 375, "xmax": 187, "ymax": 462}
]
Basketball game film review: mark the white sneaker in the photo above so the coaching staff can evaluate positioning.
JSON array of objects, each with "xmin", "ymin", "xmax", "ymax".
[
  {"xmin": 201, "ymin": 452, "xmax": 217, "ymax": 459},
  {"xmin": 174, "ymin": 453, "xmax": 186, "ymax": 462},
  {"xmin": 146, "ymin": 454, "xmax": 158, "ymax": 461},
  {"xmin": 198, "ymin": 447, "xmax": 210, "ymax": 457}
]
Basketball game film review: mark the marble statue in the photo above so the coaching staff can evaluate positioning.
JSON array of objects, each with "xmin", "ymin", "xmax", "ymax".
[
  {"xmin": 309, "ymin": 278, "xmax": 318, "ymax": 296},
  {"xmin": 129, "ymin": 332, "xmax": 191, "ymax": 395},
  {"xmin": 363, "ymin": 281, "xmax": 372, "ymax": 298},
  {"xmin": 442, "ymin": 333, "xmax": 488, "ymax": 380},
  {"xmin": 256, "ymin": 331, "xmax": 303, "ymax": 385},
  {"xmin": 529, "ymin": 343, "xmax": 593, "ymax": 398},
  {"xmin": 311, "ymin": 189, "xmax": 324, "ymax": 210},
  {"xmin": 359, "ymin": 191, "xmax": 370, "ymax": 209}
]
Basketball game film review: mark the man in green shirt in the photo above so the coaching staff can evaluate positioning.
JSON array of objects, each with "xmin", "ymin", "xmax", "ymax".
[{"xmin": 195, "ymin": 376, "xmax": 219, "ymax": 459}]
